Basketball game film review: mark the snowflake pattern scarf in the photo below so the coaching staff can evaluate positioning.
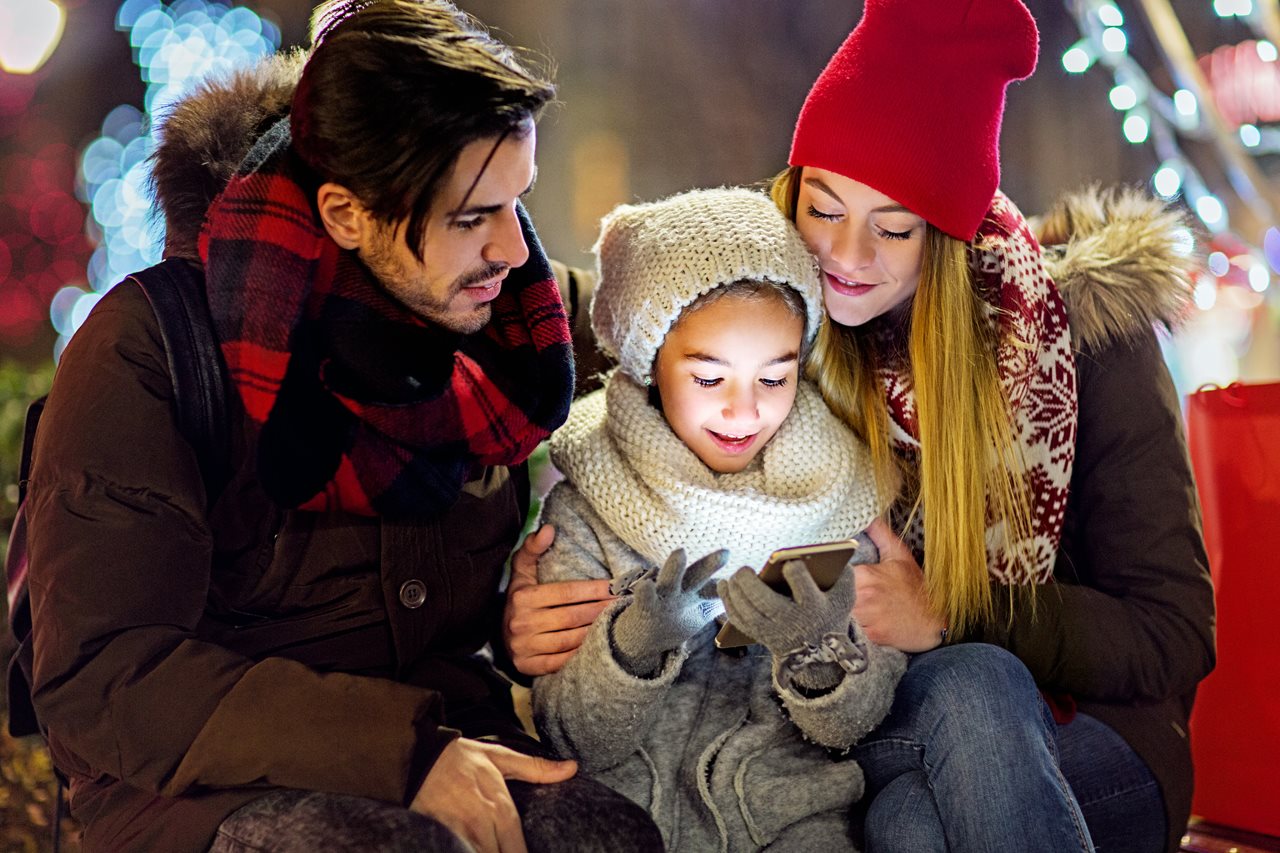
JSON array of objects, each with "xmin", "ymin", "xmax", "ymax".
[
  {"xmin": 884, "ymin": 191, "xmax": 1079, "ymax": 584},
  {"xmin": 198, "ymin": 119, "xmax": 573, "ymax": 518}
]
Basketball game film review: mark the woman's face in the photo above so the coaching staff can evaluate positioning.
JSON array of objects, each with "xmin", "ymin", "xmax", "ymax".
[
  {"xmin": 653, "ymin": 293, "xmax": 803, "ymax": 474},
  {"xmin": 793, "ymin": 167, "xmax": 926, "ymax": 327}
]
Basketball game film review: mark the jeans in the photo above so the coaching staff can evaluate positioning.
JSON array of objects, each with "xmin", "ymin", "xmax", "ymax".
[
  {"xmin": 852, "ymin": 644, "xmax": 1094, "ymax": 853},
  {"xmin": 1058, "ymin": 711, "xmax": 1165, "ymax": 853}
]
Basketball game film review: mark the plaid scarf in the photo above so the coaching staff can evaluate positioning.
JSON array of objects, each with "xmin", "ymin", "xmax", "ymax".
[
  {"xmin": 198, "ymin": 119, "xmax": 573, "ymax": 517},
  {"xmin": 883, "ymin": 192, "xmax": 1079, "ymax": 584}
]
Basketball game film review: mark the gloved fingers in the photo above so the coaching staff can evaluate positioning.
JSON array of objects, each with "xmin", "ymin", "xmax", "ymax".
[
  {"xmin": 627, "ymin": 575, "xmax": 660, "ymax": 615},
  {"xmin": 655, "ymin": 548, "xmax": 687, "ymax": 596},
  {"xmin": 716, "ymin": 568, "xmax": 755, "ymax": 624},
  {"xmin": 780, "ymin": 560, "xmax": 824, "ymax": 608},
  {"xmin": 848, "ymin": 531, "xmax": 881, "ymax": 567},
  {"xmin": 825, "ymin": 563, "xmax": 857, "ymax": 614},
  {"xmin": 728, "ymin": 564, "xmax": 793, "ymax": 618},
  {"xmin": 682, "ymin": 548, "xmax": 729, "ymax": 594},
  {"xmin": 698, "ymin": 578, "xmax": 723, "ymax": 601}
]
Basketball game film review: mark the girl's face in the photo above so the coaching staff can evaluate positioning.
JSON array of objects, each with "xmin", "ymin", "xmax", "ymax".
[
  {"xmin": 653, "ymin": 294, "xmax": 804, "ymax": 474},
  {"xmin": 793, "ymin": 166, "xmax": 926, "ymax": 327}
]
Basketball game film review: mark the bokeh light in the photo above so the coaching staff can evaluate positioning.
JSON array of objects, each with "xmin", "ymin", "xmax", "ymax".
[{"xmin": 63, "ymin": 0, "xmax": 280, "ymax": 353}]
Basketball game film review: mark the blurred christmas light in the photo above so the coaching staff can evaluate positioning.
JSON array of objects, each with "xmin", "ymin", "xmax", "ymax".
[
  {"xmin": 1173, "ymin": 89, "xmax": 1197, "ymax": 115},
  {"xmin": 1248, "ymin": 260, "xmax": 1270, "ymax": 291},
  {"xmin": 1101, "ymin": 27, "xmax": 1128, "ymax": 54},
  {"xmin": 0, "ymin": 0, "xmax": 66, "ymax": 74},
  {"xmin": 1257, "ymin": 40, "xmax": 1278, "ymax": 62},
  {"xmin": 1123, "ymin": 112, "xmax": 1150, "ymax": 143},
  {"xmin": 1214, "ymin": 0, "xmax": 1253, "ymax": 16},
  {"xmin": 1239, "ymin": 123, "xmax": 1262, "ymax": 147},
  {"xmin": 1063, "ymin": 44, "xmax": 1093, "ymax": 74},
  {"xmin": 1264, "ymin": 226, "xmax": 1280, "ymax": 272},
  {"xmin": 1109, "ymin": 83, "xmax": 1138, "ymax": 110},
  {"xmin": 61, "ymin": 0, "xmax": 280, "ymax": 351},
  {"xmin": 1208, "ymin": 251, "xmax": 1231, "ymax": 276},
  {"xmin": 1196, "ymin": 194, "xmax": 1226, "ymax": 229},
  {"xmin": 1153, "ymin": 164, "xmax": 1183, "ymax": 198},
  {"xmin": 1096, "ymin": 2, "xmax": 1124, "ymax": 26},
  {"xmin": 1194, "ymin": 279, "xmax": 1219, "ymax": 310}
]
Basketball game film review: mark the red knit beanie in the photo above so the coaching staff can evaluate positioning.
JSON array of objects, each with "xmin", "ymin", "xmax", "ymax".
[{"xmin": 789, "ymin": 0, "xmax": 1039, "ymax": 241}]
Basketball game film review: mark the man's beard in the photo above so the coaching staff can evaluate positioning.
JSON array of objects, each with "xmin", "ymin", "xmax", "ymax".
[{"xmin": 360, "ymin": 234, "xmax": 507, "ymax": 335}]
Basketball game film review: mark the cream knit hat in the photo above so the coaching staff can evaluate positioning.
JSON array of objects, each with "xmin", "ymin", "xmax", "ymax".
[{"xmin": 590, "ymin": 187, "xmax": 823, "ymax": 383}]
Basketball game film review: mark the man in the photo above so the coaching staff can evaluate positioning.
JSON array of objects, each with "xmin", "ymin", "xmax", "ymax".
[{"xmin": 24, "ymin": 2, "xmax": 658, "ymax": 850}]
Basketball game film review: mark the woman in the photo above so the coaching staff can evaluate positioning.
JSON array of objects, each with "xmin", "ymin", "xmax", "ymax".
[{"xmin": 506, "ymin": 0, "xmax": 1214, "ymax": 850}]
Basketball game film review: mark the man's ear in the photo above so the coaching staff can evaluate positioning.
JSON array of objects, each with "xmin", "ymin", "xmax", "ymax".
[{"xmin": 316, "ymin": 182, "xmax": 370, "ymax": 250}]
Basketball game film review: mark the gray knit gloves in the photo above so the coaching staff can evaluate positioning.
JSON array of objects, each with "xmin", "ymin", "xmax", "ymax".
[
  {"xmin": 718, "ymin": 558, "xmax": 869, "ymax": 695},
  {"xmin": 610, "ymin": 548, "xmax": 729, "ymax": 676}
]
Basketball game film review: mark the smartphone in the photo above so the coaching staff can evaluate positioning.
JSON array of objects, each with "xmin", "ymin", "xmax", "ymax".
[{"xmin": 713, "ymin": 539, "xmax": 861, "ymax": 649}]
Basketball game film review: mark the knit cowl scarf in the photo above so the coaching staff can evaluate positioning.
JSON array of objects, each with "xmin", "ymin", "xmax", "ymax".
[
  {"xmin": 198, "ymin": 119, "xmax": 574, "ymax": 518},
  {"xmin": 550, "ymin": 371, "xmax": 887, "ymax": 581},
  {"xmin": 881, "ymin": 191, "xmax": 1078, "ymax": 584}
]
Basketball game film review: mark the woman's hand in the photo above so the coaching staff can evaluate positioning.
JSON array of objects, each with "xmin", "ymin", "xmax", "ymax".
[
  {"xmin": 502, "ymin": 525, "xmax": 616, "ymax": 676},
  {"xmin": 855, "ymin": 518, "xmax": 948, "ymax": 653}
]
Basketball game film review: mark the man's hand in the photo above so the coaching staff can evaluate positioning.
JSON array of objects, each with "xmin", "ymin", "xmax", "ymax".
[
  {"xmin": 503, "ymin": 525, "xmax": 616, "ymax": 676},
  {"xmin": 854, "ymin": 518, "xmax": 947, "ymax": 652},
  {"xmin": 410, "ymin": 739, "xmax": 577, "ymax": 853}
]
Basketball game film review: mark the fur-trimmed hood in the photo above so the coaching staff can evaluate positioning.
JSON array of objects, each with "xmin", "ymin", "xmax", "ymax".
[
  {"xmin": 150, "ymin": 49, "xmax": 306, "ymax": 261},
  {"xmin": 1032, "ymin": 186, "xmax": 1199, "ymax": 354}
]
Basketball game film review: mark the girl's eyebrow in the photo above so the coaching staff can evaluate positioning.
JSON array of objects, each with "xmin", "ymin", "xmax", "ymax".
[
  {"xmin": 683, "ymin": 351, "xmax": 799, "ymax": 367},
  {"xmin": 803, "ymin": 176, "xmax": 914, "ymax": 214}
]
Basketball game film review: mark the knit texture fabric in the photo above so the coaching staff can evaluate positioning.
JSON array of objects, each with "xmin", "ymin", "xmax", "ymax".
[
  {"xmin": 883, "ymin": 192, "xmax": 1078, "ymax": 584},
  {"xmin": 590, "ymin": 187, "xmax": 823, "ymax": 383},
  {"xmin": 198, "ymin": 118, "xmax": 574, "ymax": 517},
  {"xmin": 789, "ymin": 0, "xmax": 1039, "ymax": 240},
  {"xmin": 549, "ymin": 372, "xmax": 885, "ymax": 582}
]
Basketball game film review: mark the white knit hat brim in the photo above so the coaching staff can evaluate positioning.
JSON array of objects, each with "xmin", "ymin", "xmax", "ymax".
[{"xmin": 590, "ymin": 187, "xmax": 824, "ymax": 382}]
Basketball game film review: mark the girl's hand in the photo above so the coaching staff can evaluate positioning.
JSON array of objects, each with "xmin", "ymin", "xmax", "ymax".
[{"xmin": 855, "ymin": 518, "xmax": 948, "ymax": 652}]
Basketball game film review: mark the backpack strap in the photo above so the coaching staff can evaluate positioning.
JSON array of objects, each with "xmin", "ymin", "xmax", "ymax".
[{"xmin": 128, "ymin": 258, "xmax": 232, "ymax": 502}]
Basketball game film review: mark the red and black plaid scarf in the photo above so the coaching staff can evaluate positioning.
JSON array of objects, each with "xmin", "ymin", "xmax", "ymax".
[{"xmin": 198, "ymin": 120, "xmax": 573, "ymax": 517}]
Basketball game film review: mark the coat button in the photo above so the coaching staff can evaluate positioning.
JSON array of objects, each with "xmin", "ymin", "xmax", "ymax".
[{"xmin": 399, "ymin": 579, "xmax": 427, "ymax": 609}]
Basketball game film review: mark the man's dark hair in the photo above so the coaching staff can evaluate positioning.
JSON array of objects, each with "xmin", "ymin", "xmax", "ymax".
[{"xmin": 290, "ymin": 0, "xmax": 555, "ymax": 259}]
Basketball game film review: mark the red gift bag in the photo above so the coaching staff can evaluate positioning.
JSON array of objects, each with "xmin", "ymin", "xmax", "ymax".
[{"xmin": 1185, "ymin": 381, "xmax": 1280, "ymax": 838}]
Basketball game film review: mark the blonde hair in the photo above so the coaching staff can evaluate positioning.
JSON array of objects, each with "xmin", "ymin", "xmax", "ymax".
[{"xmin": 772, "ymin": 166, "xmax": 1033, "ymax": 635}]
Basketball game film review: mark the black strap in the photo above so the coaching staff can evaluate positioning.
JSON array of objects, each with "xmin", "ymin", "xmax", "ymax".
[{"xmin": 128, "ymin": 258, "xmax": 232, "ymax": 501}]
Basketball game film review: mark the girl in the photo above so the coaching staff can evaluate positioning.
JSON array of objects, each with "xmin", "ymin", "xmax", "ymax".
[{"xmin": 532, "ymin": 187, "xmax": 905, "ymax": 851}]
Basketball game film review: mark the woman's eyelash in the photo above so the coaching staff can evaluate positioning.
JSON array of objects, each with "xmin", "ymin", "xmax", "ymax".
[
  {"xmin": 806, "ymin": 204, "xmax": 840, "ymax": 222},
  {"xmin": 693, "ymin": 377, "xmax": 721, "ymax": 387},
  {"xmin": 876, "ymin": 227, "xmax": 912, "ymax": 240},
  {"xmin": 452, "ymin": 217, "xmax": 482, "ymax": 231},
  {"xmin": 761, "ymin": 377, "xmax": 788, "ymax": 388}
]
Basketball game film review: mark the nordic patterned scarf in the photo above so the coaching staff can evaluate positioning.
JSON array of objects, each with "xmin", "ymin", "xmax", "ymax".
[
  {"xmin": 198, "ymin": 119, "xmax": 574, "ymax": 517},
  {"xmin": 883, "ymin": 191, "xmax": 1078, "ymax": 584}
]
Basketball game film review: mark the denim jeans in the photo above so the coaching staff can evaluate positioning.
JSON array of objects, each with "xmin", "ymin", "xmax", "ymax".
[
  {"xmin": 852, "ymin": 644, "xmax": 1095, "ymax": 852},
  {"xmin": 1057, "ymin": 711, "xmax": 1165, "ymax": 853},
  {"xmin": 208, "ymin": 770, "xmax": 662, "ymax": 853}
]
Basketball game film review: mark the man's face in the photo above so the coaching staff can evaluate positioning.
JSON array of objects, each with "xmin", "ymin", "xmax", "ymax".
[{"xmin": 360, "ymin": 126, "xmax": 538, "ymax": 334}]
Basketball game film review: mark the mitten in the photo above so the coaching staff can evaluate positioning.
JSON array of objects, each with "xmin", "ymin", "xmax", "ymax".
[
  {"xmin": 610, "ymin": 548, "xmax": 727, "ymax": 676},
  {"xmin": 718, "ymin": 560, "xmax": 868, "ymax": 694}
]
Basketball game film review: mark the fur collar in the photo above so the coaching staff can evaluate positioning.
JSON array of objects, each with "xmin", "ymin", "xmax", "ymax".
[
  {"xmin": 1032, "ymin": 186, "xmax": 1198, "ymax": 354},
  {"xmin": 150, "ymin": 50, "xmax": 306, "ymax": 260}
]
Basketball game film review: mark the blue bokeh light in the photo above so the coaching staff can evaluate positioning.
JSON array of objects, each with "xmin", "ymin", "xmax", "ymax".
[{"xmin": 66, "ymin": 0, "xmax": 280, "ymax": 352}]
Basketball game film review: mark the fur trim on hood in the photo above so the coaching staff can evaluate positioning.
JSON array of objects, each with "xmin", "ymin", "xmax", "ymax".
[
  {"xmin": 1032, "ymin": 185, "xmax": 1199, "ymax": 354},
  {"xmin": 149, "ymin": 50, "xmax": 306, "ymax": 261}
]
